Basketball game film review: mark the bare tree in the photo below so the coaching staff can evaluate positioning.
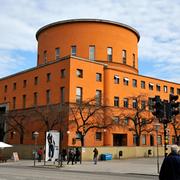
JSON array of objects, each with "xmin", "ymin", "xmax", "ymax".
[
  {"xmin": 32, "ymin": 103, "xmax": 68, "ymax": 132},
  {"xmin": 69, "ymin": 98, "xmax": 113, "ymax": 147},
  {"xmin": 118, "ymin": 95, "xmax": 155, "ymax": 146},
  {"xmin": 5, "ymin": 109, "xmax": 30, "ymax": 144}
]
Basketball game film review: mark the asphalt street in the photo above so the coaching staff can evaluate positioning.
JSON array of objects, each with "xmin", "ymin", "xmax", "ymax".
[
  {"xmin": 0, "ymin": 157, "xmax": 163, "ymax": 179},
  {"xmin": 0, "ymin": 166, "xmax": 158, "ymax": 180}
]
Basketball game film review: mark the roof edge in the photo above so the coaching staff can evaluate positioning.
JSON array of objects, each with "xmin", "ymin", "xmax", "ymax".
[{"xmin": 36, "ymin": 18, "xmax": 140, "ymax": 41}]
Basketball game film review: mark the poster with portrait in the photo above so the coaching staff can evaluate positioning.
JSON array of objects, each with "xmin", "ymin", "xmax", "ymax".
[{"xmin": 45, "ymin": 131, "xmax": 60, "ymax": 162}]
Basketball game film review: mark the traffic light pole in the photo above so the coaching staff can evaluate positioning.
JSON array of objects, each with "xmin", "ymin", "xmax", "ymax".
[{"xmin": 163, "ymin": 123, "xmax": 168, "ymax": 157}]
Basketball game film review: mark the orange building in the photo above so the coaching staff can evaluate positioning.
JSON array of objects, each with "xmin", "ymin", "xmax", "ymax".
[{"xmin": 0, "ymin": 19, "xmax": 179, "ymax": 147}]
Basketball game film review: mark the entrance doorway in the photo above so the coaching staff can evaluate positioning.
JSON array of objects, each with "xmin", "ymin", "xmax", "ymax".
[
  {"xmin": 113, "ymin": 134, "xmax": 127, "ymax": 146},
  {"xmin": 0, "ymin": 106, "xmax": 6, "ymax": 141}
]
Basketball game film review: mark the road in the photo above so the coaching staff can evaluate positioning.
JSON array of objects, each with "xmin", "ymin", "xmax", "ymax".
[{"xmin": 0, "ymin": 166, "xmax": 158, "ymax": 180}]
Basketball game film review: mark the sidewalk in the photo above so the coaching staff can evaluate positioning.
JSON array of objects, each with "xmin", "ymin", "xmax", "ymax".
[{"xmin": 0, "ymin": 157, "xmax": 163, "ymax": 176}]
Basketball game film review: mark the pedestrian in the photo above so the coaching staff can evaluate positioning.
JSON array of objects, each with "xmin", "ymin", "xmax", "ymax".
[
  {"xmin": 37, "ymin": 147, "xmax": 43, "ymax": 162},
  {"xmin": 93, "ymin": 148, "xmax": 98, "ymax": 165},
  {"xmin": 67, "ymin": 149, "xmax": 75, "ymax": 165},
  {"xmin": 62, "ymin": 148, "xmax": 67, "ymax": 161},
  {"xmin": 159, "ymin": 145, "xmax": 180, "ymax": 180},
  {"xmin": 75, "ymin": 148, "xmax": 81, "ymax": 164}
]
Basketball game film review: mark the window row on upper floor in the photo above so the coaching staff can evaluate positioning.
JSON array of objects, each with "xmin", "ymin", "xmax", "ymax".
[
  {"xmin": 112, "ymin": 74, "xmax": 180, "ymax": 94},
  {"xmin": 76, "ymin": 68, "xmax": 180, "ymax": 95},
  {"xmin": 2, "ymin": 68, "xmax": 179, "ymax": 96},
  {"xmin": 3, "ymin": 73, "xmax": 51, "ymax": 93},
  {"xmin": 41, "ymin": 46, "xmax": 136, "ymax": 67},
  {"xmin": 7, "ymin": 86, "xmax": 101, "ymax": 110}
]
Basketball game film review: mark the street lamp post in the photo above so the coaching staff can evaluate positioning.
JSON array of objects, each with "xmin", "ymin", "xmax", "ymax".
[
  {"xmin": 154, "ymin": 123, "xmax": 160, "ymax": 174},
  {"xmin": 33, "ymin": 131, "xmax": 39, "ymax": 167}
]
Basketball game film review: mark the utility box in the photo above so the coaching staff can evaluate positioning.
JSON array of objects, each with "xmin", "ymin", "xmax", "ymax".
[{"xmin": 101, "ymin": 153, "xmax": 112, "ymax": 160}]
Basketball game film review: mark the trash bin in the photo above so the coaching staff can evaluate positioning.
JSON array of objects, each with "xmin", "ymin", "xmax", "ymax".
[
  {"xmin": 148, "ymin": 149, "xmax": 152, "ymax": 156},
  {"xmin": 119, "ymin": 150, "xmax": 123, "ymax": 158},
  {"xmin": 101, "ymin": 153, "xmax": 112, "ymax": 160}
]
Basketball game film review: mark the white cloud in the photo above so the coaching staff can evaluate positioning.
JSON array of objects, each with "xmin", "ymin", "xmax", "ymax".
[{"xmin": 0, "ymin": 0, "xmax": 179, "ymax": 83}]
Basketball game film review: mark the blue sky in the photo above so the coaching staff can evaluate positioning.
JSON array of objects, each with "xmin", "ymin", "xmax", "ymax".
[{"xmin": 0, "ymin": 0, "xmax": 180, "ymax": 83}]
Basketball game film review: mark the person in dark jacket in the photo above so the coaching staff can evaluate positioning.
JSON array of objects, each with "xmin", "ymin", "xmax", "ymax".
[
  {"xmin": 67, "ymin": 149, "xmax": 75, "ymax": 165},
  {"xmin": 159, "ymin": 145, "xmax": 180, "ymax": 180},
  {"xmin": 93, "ymin": 148, "xmax": 98, "ymax": 164}
]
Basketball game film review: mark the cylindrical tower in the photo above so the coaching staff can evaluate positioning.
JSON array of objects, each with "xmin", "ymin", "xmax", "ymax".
[{"xmin": 36, "ymin": 19, "xmax": 140, "ymax": 74}]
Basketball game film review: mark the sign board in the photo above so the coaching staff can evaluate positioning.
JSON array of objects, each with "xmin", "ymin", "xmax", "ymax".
[
  {"xmin": 45, "ymin": 131, "xmax": 59, "ymax": 162},
  {"xmin": 12, "ymin": 152, "xmax": 19, "ymax": 161}
]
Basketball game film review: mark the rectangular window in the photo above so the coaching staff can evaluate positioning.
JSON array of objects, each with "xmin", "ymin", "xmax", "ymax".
[
  {"xmin": 61, "ymin": 69, "xmax": 66, "ymax": 78},
  {"xmin": 44, "ymin": 50, "xmax": 47, "ymax": 63},
  {"xmin": 158, "ymin": 135, "xmax": 162, "ymax": 145},
  {"xmin": 133, "ymin": 53, "xmax": 135, "ymax": 67},
  {"xmin": 96, "ymin": 90, "xmax": 102, "ymax": 105},
  {"xmin": 148, "ymin": 98, "xmax": 153, "ymax": 111},
  {"xmin": 122, "ymin": 50, "xmax": 126, "ymax": 64},
  {"xmin": 113, "ymin": 116, "xmax": 119, "ymax": 124},
  {"xmin": 170, "ymin": 87, "xmax": 174, "ymax": 94},
  {"xmin": 12, "ymin": 97, "xmax": 16, "ymax": 109},
  {"xmin": 141, "ymin": 100, "xmax": 146, "ymax": 109},
  {"xmin": 133, "ymin": 99, "xmax": 137, "ymax": 108},
  {"xmin": 142, "ymin": 134, "xmax": 146, "ymax": 145},
  {"xmin": 89, "ymin": 45, "xmax": 95, "ymax": 60},
  {"xmin": 60, "ymin": 87, "xmax": 65, "ymax": 104},
  {"xmin": 13, "ymin": 82, "xmax": 16, "ymax": 90},
  {"xmin": 124, "ymin": 117, "xmax": 129, "ymax": 125},
  {"xmin": 141, "ymin": 81, "xmax": 145, "ymax": 89},
  {"xmin": 149, "ymin": 83, "xmax": 154, "ymax": 90},
  {"xmin": 172, "ymin": 136, "xmax": 176, "ymax": 144},
  {"xmin": 22, "ymin": 94, "xmax": 26, "ymax": 108},
  {"xmin": 142, "ymin": 119, "xmax": 147, "ymax": 126},
  {"xmin": 107, "ymin": 47, "xmax": 112, "ymax": 61},
  {"xmin": 163, "ymin": 85, "xmax": 168, "ymax": 93},
  {"xmin": 23, "ymin": 80, "xmax": 27, "ymax": 88},
  {"xmin": 76, "ymin": 87, "xmax": 82, "ymax": 104},
  {"xmin": 47, "ymin": 73, "xmax": 51, "ymax": 82},
  {"xmin": 71, "ymin": 46, "xmax": 76, "ymax": 56},
  {"xmin": 34, "ymin": 76, "xmax": 38, "ymax": 85},
  {"xmin": 96, "ymin": 132, "xmax": 102, "ymax": 141},
  {"xmin": 76, "ymin": 69, "xmax": 83, "ymax": 78},
  {"xmin": 114, "ymin": 75, "xmax": 120, "ymax": 84},
  {"xmin": 55, "ymin": 47, "xmax": 60, "ymax": 60},
  {"xmin": 4, "ymin": 85, "xmax": 7, "ymax": 93},
  {"xmin": 177, "ymin": 88, "xmax": 180, "ymax": 95},
  {"xmin": 46, "ymin": 89, "xmax": 51, "ymax": 104},
  {"xmin": 133, "ymin": 134, "xmax": 137, "ymax": 145},
  {"xmin": 34, "ymin": 92, "xmax": 38, "ymax": 106},
  {"xmin": 96, "ymin": 73, "xmax": 102, "ymax": 82},
  {"xmin": 76, "ymin": 132, "xmax": 82, "ymax": 139},
  {"xmin": 114, "ymin": 96, "xmax": 119, "ymax": 107},
  {"xmin": 123, "ymin": 78, "xmax": 129, "ymax": 86},
  {"xmin": 132, "ymin": 79, "xmax": 137, "ymax": 87},
  {"xmin": 123, "ymin": 98, "xmax": 129, "ymax": 108},
  {"xmin": 156, "ymin": 84, "xmax": 161, "ymax": 91}
]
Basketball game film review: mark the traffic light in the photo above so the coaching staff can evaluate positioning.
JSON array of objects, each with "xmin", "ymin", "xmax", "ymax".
[
  {"xmin": 169, "ymin": 94, "xmax": 179, "ymax": 117},
  {"xmin": 152, "ymin": 96, "xmax": 164, "ymax": 119}
]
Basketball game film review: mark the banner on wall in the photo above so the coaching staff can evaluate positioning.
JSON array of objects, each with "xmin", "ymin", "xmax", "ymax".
[{"xmin": 45, "ymin": 131, "xmax": 59, "ymax": 162}]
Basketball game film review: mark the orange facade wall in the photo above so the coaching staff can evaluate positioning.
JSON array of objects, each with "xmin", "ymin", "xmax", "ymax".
[{"xmin": 0, "ymin": 19, "xmax": 179, "ymax": 147}]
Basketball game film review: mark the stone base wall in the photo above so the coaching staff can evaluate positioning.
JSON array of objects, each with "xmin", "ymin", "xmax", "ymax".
[
  {"xmin": 1, "ymin": 145, "xmax": 174, "ymax": 160},
  {"xmin": 81, "ymin": 146, "xmax": 171, "ymax": 160}
]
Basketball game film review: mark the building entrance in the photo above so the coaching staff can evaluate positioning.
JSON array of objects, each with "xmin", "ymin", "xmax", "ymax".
[
  {"xmin": 0, "ymin": 106, "xmax": 6, "ymax": 141},
  {"xmin": 113, "ymin": 134, "xmax": 127, "ymax": 146}
]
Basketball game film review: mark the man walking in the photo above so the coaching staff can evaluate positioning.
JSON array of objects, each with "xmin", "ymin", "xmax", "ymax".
[
  {"xmin": 93, "ymin": 148, "xmax": 98, "ymax": 165},
  {"xmin": 159, "ymin": 145, "xmax": 180, "ymax": 180}
]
